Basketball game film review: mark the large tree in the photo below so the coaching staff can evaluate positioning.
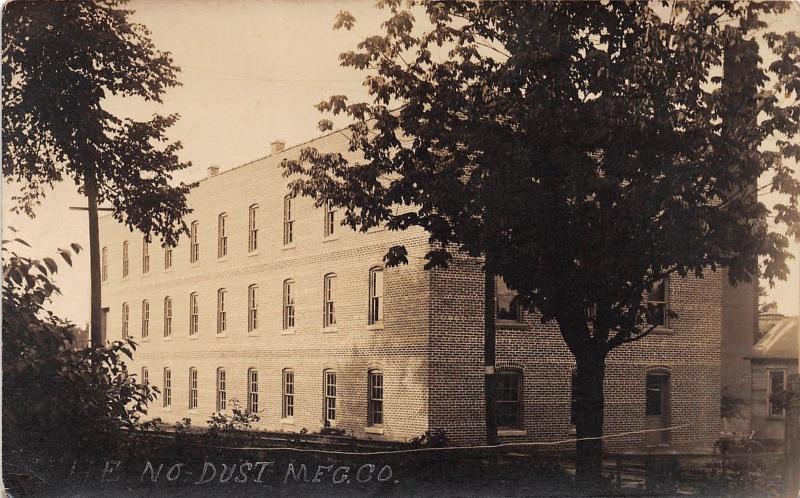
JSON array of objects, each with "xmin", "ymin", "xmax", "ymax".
[
  {"xmin": 283, "ymin": 0, "xmax": 800, "ymax": 482},
  {"xmin": 2, "ymin": 0, "xmax": 193, "ymax": 346}
]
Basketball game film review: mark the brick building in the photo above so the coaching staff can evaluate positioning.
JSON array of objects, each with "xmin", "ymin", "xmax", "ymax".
[{"xmin": 100, "ymin": 132, "xmax": 723, "ymax": 452}]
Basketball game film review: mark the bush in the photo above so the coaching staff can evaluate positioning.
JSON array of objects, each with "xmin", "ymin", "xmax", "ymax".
[
  {"xmin": 2, "ymin": 240, "xmax": 156, "ymax": 462},
  {"xmin": 205, "ymin": 400, "xmax": 260, "ymax": 436},
  {"xmin": 409, "ymin": 428, "xmax": 449, "ymax": 448}
]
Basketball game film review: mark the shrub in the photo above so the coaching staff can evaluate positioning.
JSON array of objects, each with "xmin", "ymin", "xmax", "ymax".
[{"xmin": 409, "ymin": 429, "xmax": 449, "ymax": 448}]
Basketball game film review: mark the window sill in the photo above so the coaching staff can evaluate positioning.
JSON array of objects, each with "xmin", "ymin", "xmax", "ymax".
[
  {"xmin": 141, "ymin": 272, "xmax": 150, "ymax": 278},
  {"xmin": 188, "ymin": 335, "xmax": 198, "ymax": 340},
  {"xmin": 216, "ymin": 333, "xmax": 227, "ymax": 338},
  {"xmin": 217, "ymin": 256, "xmax": 229, "ymax": 262},
  {"xmin": 497, "ymin": 321, "xmax": 528, "ymax": 331},
  {"xmin": 164, "ymin": 267, "xmax": 174, "ymax": 273},
  {"xmin": 246, "ymin": 331, "xmax": 259, "ymax": 337},
  {"xmin": 189, "ymin": 262, "xmax": 200, "ymax": 268},
  {"xmin": 322, "ymin": 235, "xmax": 339, "ymax": 243},
  {"xmin": 324, "ymin": 420, "xmax": 338, "ymax": 429},
  {"xmin": 188, "ymin": 409, "xmax": 199, "ymax": 415},
  {"xmin": 651, "ymin": 326, "xmax": 675, "ymax": 335},
  {"xmin": 162, "ymin": 407, "xmax": 172, "ymax": 412},
  {"xmin": 163, "ymin": 336, "xmax": 173, "ymax": 341},
  {"xmin": 141, "ymin": 337, "xmax": 150, "ymax": 343},
  {"xmin": 366, "ymin": 323, "xmax": 384, "ymax": 331},
  {"xmin": 281, "ymin": 418, "xmax": 295, "ymax": 425},
  {"xmin": 282, "ymin": 243, "xmax": 297, "ymax": 251},
  {"xmin": 248, "ymin": 250, "xmax": 260, "ymax": 257},
  {"xmin": 322, "ymin": 326, "xmax": 338, "ymax": 333},
  {"xmin": 364, "ymin": 426, "xmax": 384, "ymax": 435},
  {"xmin": 498, "ymin": 429, "xmax": 527, "ymax": 437},
  {"xmin": 281, "ymin": 328, "xmax": 296, "ymax": 335}
]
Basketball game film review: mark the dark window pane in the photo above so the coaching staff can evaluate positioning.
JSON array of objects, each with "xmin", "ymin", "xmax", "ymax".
[{"xmin": 646, "ymin": 374, "xmax": 668, "ymax": 416}]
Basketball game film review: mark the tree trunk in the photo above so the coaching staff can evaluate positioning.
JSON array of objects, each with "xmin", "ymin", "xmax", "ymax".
[
  {"xmin": 574, "ymin": 350, "xmax": 606, "ymax": 485},
  {"xmin": 484, "ymin": 265, "xmax": 498, "ymax": 445},
  {"xmin": 85, "ymin": 173, "xmax": 103, "ymax": 348}
]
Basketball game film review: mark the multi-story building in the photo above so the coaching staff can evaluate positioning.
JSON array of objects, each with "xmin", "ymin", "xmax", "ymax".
[{"xmin": 100, "ymin": 133, "xmax": 723, "ymax": 452}]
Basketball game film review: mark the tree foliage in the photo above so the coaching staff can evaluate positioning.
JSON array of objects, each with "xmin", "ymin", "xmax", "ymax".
[
  {"xmin": 2, "ymin": 0, "xmax": 193, "ymax": 245},
  {"xmin": 2, "ymin": 237, "xmax": 156, "ymax": 461}
]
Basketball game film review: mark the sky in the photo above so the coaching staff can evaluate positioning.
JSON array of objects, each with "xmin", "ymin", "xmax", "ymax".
[{"xmin": 2, "ymin": 0, "xmax": 799, "ymax": 326}]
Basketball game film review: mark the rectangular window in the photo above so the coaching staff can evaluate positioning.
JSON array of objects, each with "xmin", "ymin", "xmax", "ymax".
[
  {"xmin": 324, "ymin": 274, "xmax": 336, "ymax": 327},
  {"xmin": 324, "ymin": 202, "xmax": 336, "ymax": 237},
  {"xmin": 248, "ymin": 369, "xmax": 259, "ymax": 413},
  {"xmin": 217, "ymin": 289, "xmax": 226, "ymax": 334},
  {"xmin": 122, "ymin": 241, "xmax": 129, "ymax": 277},
  {"xmin": 190, "ymin": 221, "xmax": 199, "ymax": 263},
  {"xmin": 283, "ymin": 280, "xmax": 295, "ymax": 329},
  {"xmin": 325, "ymin": 371, "xmax": 337, "ymax": 425},
  {"xmin": 189, "ymin": 293, "xmax": 198, "ymax": 336},
  {"xmin": 163, "ymin": 368, "xmax": 172, "ymax": 408},
  {"xmin": 646, "ymin": 374, "xmax": 669, "ymax": 416},
  {"xmin": 101, "ymin": 247, "xmax": 108, "ymax": 281},
  {"xmin": 248, "ymin": 204, "xmax": 259, "ymax": 252},
  {"xmin": 496, "ymin": 370, "xmax": 522, "ymax": 429},
  {"xmin": 646, "ymin": 278, "xmax": 669, "ymax": 327},
  {"xmin": 217, "ymin": 214, "xmax": 228, "ymax": 258},
  {"xmin": 496, "ymin": 276, "xmax": 523, "ymax": 323},
  {"xmin": 141, "ymin": 300, "xmax": 149, "ymax": 339},
  {"xmin": 768, "ymin": 370, "xmax": 786, "ymax": 418},
  {"xmin": 163, "ymin": 297, "xmax": 172, "ymax": 337},
  {"xmin": 121, "ymin": 302, "xmax": 129, "ymax": 339},
  {"xmin": 283, "ymin": 196, "xmax": 294, "ymax": 245},
  {"xmin": 189, "ymin": 368, "xmax": 198, "ymax": 410},
  {"xmin": 141, "ymin": 367, "xmax": 149, "ymax": 385},
  {"xmin": 248, "ymin": 285, "xmax": 258, "ymax": 332},
  {"xmin": 283, "ymin": 370, "xmax": 294, "ymax": 418},
  {"xmin": 142, "ymin": 237, "xmax": 150, "ymax": 274},
  {"xmin": 369, "ymin": 268, "xmax": 384, "ymax": 325},
  {"xmin": 164, "ymin": 246, "xmax": 173, "ymax": 270},
  {"xmin": 216, "ymin": 369, "xmax": 227, "ymax": 411},
  {"xmin": 368, "ymin": 371, "xmax": 384, "ymax": 426}
]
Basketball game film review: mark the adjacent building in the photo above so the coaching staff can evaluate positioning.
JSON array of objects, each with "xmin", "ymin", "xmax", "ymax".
[{"xmin": 100, "ymin": 132, "xmax": 724, "ymax": 452}]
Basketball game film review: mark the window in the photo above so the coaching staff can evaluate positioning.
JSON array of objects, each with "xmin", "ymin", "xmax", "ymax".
[
  {"xmin": 496, "ymin": 369, "xmax": 523, "ymax": 429},
  {"xmin": 189, "ymin": 293, "xmax": 199, "ymax": 336},
  {"xmin": 645, "ymin": 373, "xmax": 670, "ymax": 417},
  {"xmin": 768, "ymin": 370, "xmax": 786, "ymax": 418},
  {"xmin": 646, "ymin": 278, "xmax": 669, "ymax": 327},
  {"xmin": 101, "ymin": 246, "xmax": 108, "ymax": 281},
  {"xmin": 163, "ymin": 368, "xmax": 172, "ymax": 408},
  {"xmin": 190, "ymin": 221, "xmax": 199, "ymax": 263},
  {"xmin": 122, "ymin": 241, "xmax": 129, "ymax": 277},
  {"xmin": 283, "ymin": 369, "xmax": 294, "ymax": 418},
  {"xmin": 324, "ymin": 201, "xmax": 336, "ymax": 237},
  {"xmin": 189, "ymin": 367, "xmax": 198, "ymax": 410},
  {"xmin": 368, "ymin": 370, "xmax": 384, "ymax": 426},
  {"xmin": 368, "ymin": 267, "xmax": 384, "ymax": 325},
  {"xmin": 496, "ymin": 277, "xmax": 523, "ymax": 322},
  {"xmin": 324, "ymin": 370, "xmax": 337, "ymax": 426},
  {"xmin": 248, "ymin": 204, "xmax": 259, "ymax": 252},
  {"xmin": 141, "ymin": 367, "xmax": 149, "ymax": 385},
  {"xmin": 248, "ymin": 284, "xmax": 258, "ymax": 332},
  {"xmin": 248, "ymin": 369, "xmax": 259, "ymax": 413},
  {"xmin": 217, "ymin": 213, "xmax": 228, "ymax": 258},
  {"xmin": 121, "ymin": 302, "xmax": 129, "ymax": 339},
  {"xmin": 283, "ymin": 279, "xmax": 295, "ymax": 329},
  {"xmin": 141, "ymin": 300, "xmax": 150, "ymax": 339},
  {"xmin": 142, "ymin": 237, "xmax": 150, "ymax": 274},
  {"xmin": 164, "ymin": 246, "xmax": 173, "ymax": 269},
  {"xmin": 283, "ymin": 195, "xmax": 294, "ymax": 245},
  {"xmin": 324, "ymin": 274, "xmax": 336, "ymax": 327},
  {"xmin": 216, "ymin": 368, "xmax": 227, "ymax": 411},
  {"xmin": 163, "ymin": 296, "xmax": 172, "ymax": 337},
  {"xmin": 216, "ymin": 289, "xmax": 227, "ymax": 334}
]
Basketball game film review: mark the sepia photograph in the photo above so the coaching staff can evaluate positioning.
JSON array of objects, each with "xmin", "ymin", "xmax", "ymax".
[{"xmin": 2, "ymin": 0, "xmax": 800, "ymax": 496}]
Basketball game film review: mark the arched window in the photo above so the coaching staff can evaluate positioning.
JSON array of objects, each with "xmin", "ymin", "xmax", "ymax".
[
  {"xmin": 101, "ymin": 246, "xmax": 108, "ymax": 281},
  {"xmin": 282, "ymin": 369, "xmax": 294, "ymax": 418},
  {"xmin": 324, "ymin": 273, "xmax": 337, "ymax": 328},
  {"xmin": 248, "ymin": 204, "xmax": 259, "ymax": 252},
  {"xmin": 122, "ymin": 241, "xmax": 129, "ymax": 277},
  {"xmin": 189, "ymin": 221, "xmax": 199, "ymax": 263},
  {"xmin": 283, "ymin": 195, "xmax": 294, "ymax": 245},
  {"xmin": 189, "ymin": 293, "xmax": 199, "ymax": 336},
  {"xmin": 163, "ymin": 296, "xmax": 173, "ymax": 337},
  {"xmin": 121, "ymin": 302, "xmax": 129, "ymax": 339},
  {"xmin": 248, "ymin": 284, "xmax": 258, "ymax": 332},
  {"xmin": 216, "ymin": 368, "xmax": 227, "ymax": 411},
  {"xmin": 189, "ymin": 367, "xmax": 198, "ymax": 410},
  {"xmin": 217, "ymin": 213, "xmax": 228, "ymax": 258},
  {"xmin": 164, "ymin": 246, "xmax": 173, "ymax": 269},
  {"xmin": 142, "ymin": 236, "xmax": 150, "ymax": 274},
  {"xmin": 283, "ymin": 279, "xmax": 295, "ymax": 329},
  {"xmin": 216, "ymin": 289, "xmax": 227, "ymax": 334},
  {"xmin": 368, "ymin": 267, "xmax": 384, "ymax": 325},
  {"xmin": 324, "ymin": 201, "xmax": 336, "ymax": 237},
  {"xmin": 496, "ymin": 368, "xmax": 523, "ymax": 429},
  {"xmin": 324, "ymin": 370, "xmax": 337, "ymax": 426},
  {"xmin": 141, "ymin": 300, "xmax": 150, "ymax": 339},
  {"xmin": 163, "ymin": 368, "xmax": 172, "ymax": 408},
  {"xmin": 368, "ymin": 369, "xmax": 384, "ymax": 426},
  {"xmin": 248, "ymin": 368, "xmax": 259, "ymax": 413}
]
